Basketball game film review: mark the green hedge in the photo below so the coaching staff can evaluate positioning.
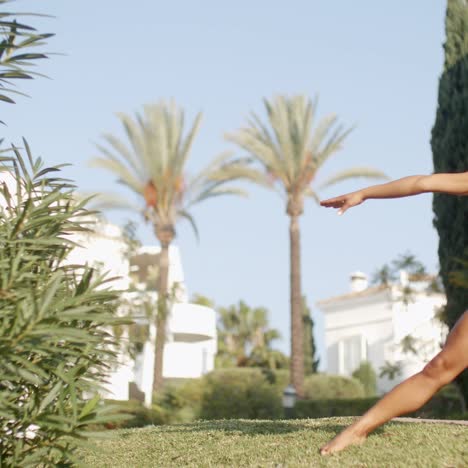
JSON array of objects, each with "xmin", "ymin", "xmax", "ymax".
[
  {"xmin": 102, "ymin": 400, "xmax": 168, "ymax": 429},
  {"xmin": 102, "ymin": 379, "xmax": 467, "ymax": 428},
  {"xmin": 156, "ymin": 378, "xmax": 206, "ymax": 423},
  {"xmin": 295, "ymin": 390, "xmax": 465, "ymax": 420},
  {"xmin": 295, "ymin": 397, "xmax": 379, "ymax": 418},
  {"xmin": 199, "ymin": 368, "xmax": 283, "ymax": 420},
  {"xmin": 303, "ymin": 374, "xmax": 365, "ymax": 400}
]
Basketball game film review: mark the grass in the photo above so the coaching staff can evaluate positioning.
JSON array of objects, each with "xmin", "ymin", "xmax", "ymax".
[{"xmin": 79, "ymin": 418, "xmax": 468, "ymax": 467}]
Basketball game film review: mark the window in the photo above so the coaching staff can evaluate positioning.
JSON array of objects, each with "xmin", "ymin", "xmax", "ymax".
[{"xmin": 338, "ymin": 335, "xmax": 367, "ymax": 375}]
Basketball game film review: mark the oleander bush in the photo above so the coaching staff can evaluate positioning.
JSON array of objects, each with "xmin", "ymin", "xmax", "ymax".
[{"xmin": 0, "ymin": 147, "xmax": 125, "ymax": 466}]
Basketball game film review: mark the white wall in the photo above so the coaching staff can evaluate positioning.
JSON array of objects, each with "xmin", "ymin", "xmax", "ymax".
[{"xmin": 322, "ymin": 285, "xmax": 447, "ymax": 394}]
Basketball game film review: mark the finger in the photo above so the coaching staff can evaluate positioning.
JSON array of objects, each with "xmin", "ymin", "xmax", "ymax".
[
  {"xmin": 338, "ymin": 204, "xmax": 350, "ymax": 216},
  {"xmin": 320, "ymin": 197, "xmax": 345, "ymax": 207},
  {"xmin": 324, "ymin": 193, "xmax": 346, "ymax": 201}
]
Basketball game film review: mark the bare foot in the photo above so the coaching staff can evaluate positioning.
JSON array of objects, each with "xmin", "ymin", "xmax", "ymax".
[{"xmin": 320, "ymin": 426, "xmax": 367, "ymax": 455}]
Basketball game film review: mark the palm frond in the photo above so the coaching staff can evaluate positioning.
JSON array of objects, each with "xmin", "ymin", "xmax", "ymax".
[
  {"xmin": 319, "ymin": 168, "xmax": 389, "ymax": 190},
  {"xmin": 83, "ymin": 191, "xmax": 142, "ymax": 213},
  {"xmin": 190, "ymin": 186, "xmax": 248, "ymax": 205},
  {"xmin": 187, "ymin": 151, "xmax": 234, "ymax": 193},
  {"xmin": 303, "ymin": 186, "xmax": 321, "ymax": 204},
  {"xmin": 100, "ymin": 133, "xmax": 144, "ymax": 179},
  {"xmin": 88, "ymin": 157, "xmax": 143, "ymax": 194},
  {"xmin": 208, "ymin": 163, "xmax": 271, "ymax": 188},
  {"xmin": 313, "ymin": 124, "xmax": 355, "ymax": 169},
  {"xmin": 177, "ymin": 111, "xmax": 202, "ymax": 173},
  {"xmin": 225, "ymin": 127, "xmax": 284, "ymax": 181},
  {"xmin": 178, "ymin": 209, "xmax": 199, "ymax": 241}
]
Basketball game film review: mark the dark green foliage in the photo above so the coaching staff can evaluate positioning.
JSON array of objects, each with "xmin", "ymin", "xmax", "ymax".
[
  {"xmin": 0, "ymin": 146, "xmax": 124, "ymax": 466},
  {"xmin": 391, "ymin": 252, "xmax": 427, "ymax": 277},
  {"xmin": 199, "ymin": 368, "xmax": 283, "ymax": 420},
  {"xmin": 302, "ymin": 296, "xmax": 319, "ymax": 375},
  {"xmin": 191, "ymin": 293, "xmax": 215, "ymax": 308},
  {"xmin": 215, "ymin": 300, "xmax": 287, "ymax": 370},
  {"xmin": 370, "ymin": 263, "xmax": 396, "ymax": 286},
  {"xmin": 295, "ymin": 392, "xmax": 464, "ymax": 420},
  {"xmin": 268, "ymin": 369, "xmax": 290, "ymax": 390},
  {"xmin": 156, "ymin": 379, "xmax": 205, "ymax": 423},
  {"xmin": 101, "ymin": 400, "xmax": 167, "ymax": 429},
  {"xmin": 431, "ymin": 0, "xmax": 468, "ymax": 405},
  {"xmin": 295, "ymin": 397, "xmax": 379, "ymax": 418},
  {"xmin": 371, "ymin": 252, "xmax": 429, "ymax": 287},
  {"xmin": 0, "ymin": 0, "xmax": 53, "ymax": 106},
  {"xmin": 303, "ymin": 374, "xmax": 365, "ymax": 400},
  {"xmin": 352, "ymin": 361, "xmax": 377, "ymax": 397}
]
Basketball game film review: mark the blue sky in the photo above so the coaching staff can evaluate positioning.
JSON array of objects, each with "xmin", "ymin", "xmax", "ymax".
[{"xmin": 2, "ymin": 1, "xmax": 447, "ymax": 366}]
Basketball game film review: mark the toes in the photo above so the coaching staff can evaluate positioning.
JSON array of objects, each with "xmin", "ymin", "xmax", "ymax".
[{"xmin": 319, "ymin": 446, "xmax": 330, "ymax": 456}]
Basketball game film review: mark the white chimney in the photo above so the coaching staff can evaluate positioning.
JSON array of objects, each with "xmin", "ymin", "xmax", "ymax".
[
  {"xmin": 350, "ymin": 271, "xmax": 368, "ymax": 292},
  {"xmin": 399, "ymin": 269, "xmax": 409, "ymax": 287}
]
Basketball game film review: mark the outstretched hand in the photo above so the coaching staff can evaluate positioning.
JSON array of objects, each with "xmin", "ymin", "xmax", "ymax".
[{"xmin": 320, "ymin": 191, "xmax": 365, "ymax": 215}]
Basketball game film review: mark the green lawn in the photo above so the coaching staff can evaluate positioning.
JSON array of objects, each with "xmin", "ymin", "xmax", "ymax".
[{"xmin": 80, "ymin": 418, "xmax": 468, "ymax": 467}]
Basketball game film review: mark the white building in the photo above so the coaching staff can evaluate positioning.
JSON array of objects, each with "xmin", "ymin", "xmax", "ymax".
[
  {"xmin": 68, "ymin": 220, "xmax": 217, "ymax": 406},
  {"xmin": 318, "ymin": 271, "xmax": 447, "ymax": 394}
]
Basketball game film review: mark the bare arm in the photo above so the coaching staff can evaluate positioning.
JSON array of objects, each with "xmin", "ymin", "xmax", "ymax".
[{"xmin": 320, "ymin": 172, "xmax": 468, "ymax": 215}]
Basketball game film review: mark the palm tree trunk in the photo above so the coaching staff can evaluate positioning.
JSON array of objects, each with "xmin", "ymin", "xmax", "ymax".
[
  {"xmin": 289, "ymin": 213, "xmax": 304, "ymax": 398},
  {"xmin": 152, "ymin": 241, "xmax": 170, "ymax": 395}
]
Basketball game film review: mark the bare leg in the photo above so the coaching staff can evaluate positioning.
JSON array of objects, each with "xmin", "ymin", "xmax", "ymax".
[{"xmin": 320, "ymin": 311, "xmax": 468, "ymax": 455}]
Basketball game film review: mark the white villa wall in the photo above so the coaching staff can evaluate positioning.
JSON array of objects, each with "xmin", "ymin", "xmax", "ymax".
[
  {"xmin": 323, "ymin": 292, "xmax": 393, "ymax": 389},
  {"xmin": 66, "ymin": 220, "xmax": 217, "ymax": 404},
  {"xmin": 321, "ymin": 277, "xmax": 447, "ymax": 394},
  {"xmin": 66, "ymin": 221, "xmax": 130, "ymax": 291}
]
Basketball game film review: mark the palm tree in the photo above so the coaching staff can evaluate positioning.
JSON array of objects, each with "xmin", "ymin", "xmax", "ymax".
[
  {"xmin": 379, "ymin": 360, "xmax": 403, "ymax": 381},
  {"xmin": 90, "ymin": 101, "xmax": 245, "ymax": 396},
  {"xmin": 371, "ymin": 264, "xmax": 395, "ymax": 286},
  {"xmin": 216, "ymin": 300, "xmax": 285, "ymax": 369},
  {"xmin": 392, "ymin": 251, "xmax": 427, "ymax": 279},
  {"xmin": 225, "ymin": 95, "xmax": 387, "ymax": 397}
]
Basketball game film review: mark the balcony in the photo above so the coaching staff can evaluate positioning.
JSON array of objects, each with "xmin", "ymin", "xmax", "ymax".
[{"xmin": 168, "ymin": 303, "xmax": 216, "ymax": 343}]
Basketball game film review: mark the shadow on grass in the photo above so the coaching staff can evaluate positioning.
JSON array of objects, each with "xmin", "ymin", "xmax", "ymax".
[{"xmin": 125, "ymin": 418, "xmax": 385, "ymax": 439}]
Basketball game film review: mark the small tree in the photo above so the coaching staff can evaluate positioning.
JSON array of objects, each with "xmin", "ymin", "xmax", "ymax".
[
  {"xmin": 379, "ymin": 361, "xmax": 403, "ymax": 381},
  {"xmin": 352, "ymin": 361, "xmax": 377, "ymax": 397},
  {"xmin": 302, "ymin": 296, "xmax": 319, "ymax": 375},
  {"xmin": 0, "ymin": 146, "xmax": 124, "ymax": 466}
]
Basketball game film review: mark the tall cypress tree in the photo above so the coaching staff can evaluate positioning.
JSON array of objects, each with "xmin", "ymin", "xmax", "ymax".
[
  {"xmin": 431, "ymin": 0, "xmax": 468, "ymax": 404},
  {"xmin": 302, "ymin": 296, "xmax": 319, "ymax": 375}
]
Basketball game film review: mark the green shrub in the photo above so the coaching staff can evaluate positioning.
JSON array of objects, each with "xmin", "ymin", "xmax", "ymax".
[
  {"xmin": 103, "ymin": 400, "xmax": 167, "ymax": 429},
  {"xmin": 157, "ymin": 379, "xmax": 205, "ymax": 423},
  {"xmin": 352, "ymin": 361, "xmax": 377, "ymax": 397},
  {"xmin": 407, "ymin": 392, "xmax": 464, "ymax": 419},
  {"xmin": 200, "ymin": 368, "xmax": 282, "ymax": 420},
  {"xmin": 303, "ymin": 374, "xmax": 365, "ymax": 400},
  {"xmin": 0, "ymin": 148, "xmax": 124, "ymax": 466},
  {"xmin": 296, "ymin": 387, "xmax": 464, "ymax": 419},
  {"xmin": 269, "ymin": 369, "xmax": 290, "ymax": 391},
  {"xmin": 295, "ymin": 397, "xmax": 378, "ymax": 418}
]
